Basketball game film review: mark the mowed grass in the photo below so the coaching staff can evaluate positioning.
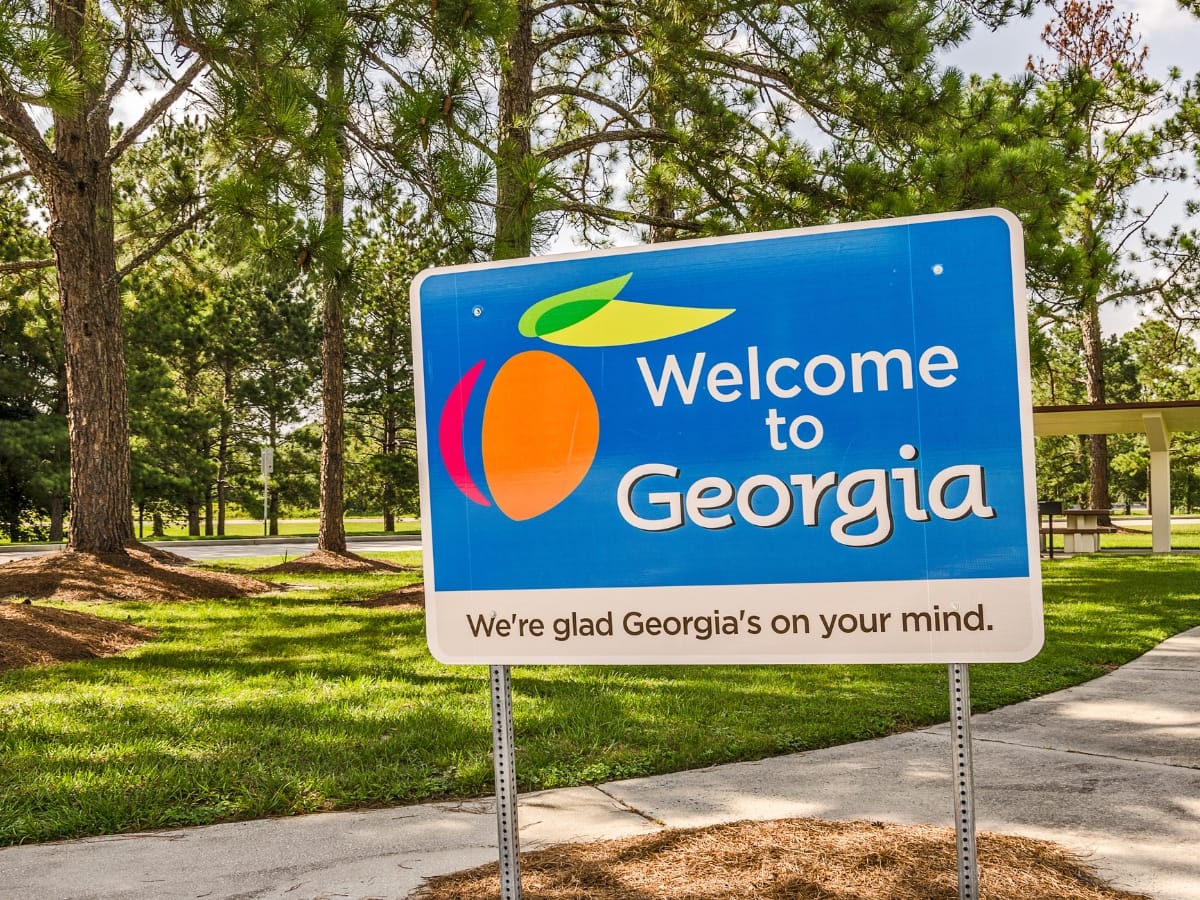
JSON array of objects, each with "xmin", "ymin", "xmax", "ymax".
[
  {"xmin": 1038, "ymin": 521, "xmax": 1200, "ymax": 551},
  {"xmin": 146, "ymin": 518, "xmax": 422, "ymax": 541},
  {"xmin": 2, "ymin": 553, "xmax": 1199, "ymax": 846}
]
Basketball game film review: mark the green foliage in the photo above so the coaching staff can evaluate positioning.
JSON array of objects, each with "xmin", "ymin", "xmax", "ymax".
[
  {"xmin": 344, "ymin": 198, "xmax": 463, "ymax": 522},
  {"xmin": 1032, "ymin": 318, "xmax": 1200, "ymax": 512},
  {"xmin": 0, "ymin": 176, "xmax": 65, "ymax": 540}
]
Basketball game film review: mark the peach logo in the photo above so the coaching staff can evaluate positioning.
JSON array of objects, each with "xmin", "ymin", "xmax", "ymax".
[{"xmin": 438, "ymin": 273, "xmax": 733, "ymax": 521}]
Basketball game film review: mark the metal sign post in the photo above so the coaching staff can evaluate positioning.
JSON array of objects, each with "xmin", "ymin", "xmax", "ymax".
[
  {"xmin": 489, "ymin": 664, "xmax": 522, "ymax": 899},
  {"xmin": 949, "ymin": 662, "xmax": 979, "ymax": 900},
  {"xmin": 260, "ymin": 448, "xmax": 273, "ymax": 538}
]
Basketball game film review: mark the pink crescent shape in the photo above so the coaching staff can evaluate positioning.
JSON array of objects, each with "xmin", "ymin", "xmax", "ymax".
[{"xmin": 438, "ymin": 360, "xmax": 491, "ymax": 506}]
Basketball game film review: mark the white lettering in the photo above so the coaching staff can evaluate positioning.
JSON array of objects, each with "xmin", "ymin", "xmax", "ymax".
[
  {"xmin": 617, "ymin": 463, "xmax": 683, "ymax": 530},
  {"xmin": 919, "ymin": 346, "xmax": 958, "ymax": 387},
  {"xmin": 685, "ymin": 477, "xmax": 735, "ymax": 529},
  {"xmin": 928, "ymin": 465, "xmax": 995, "ymax": 520},
  {"xmin": 736, "ymin": 475, "xmax": 793, "ymax": 527},
  {"xmin": 617, "ymin": 451, "xmax": 995, "ymax": 542},
  {"xmin": 765, "ymin": 357, "xmax": 801, "ymax": 398},
  {"xmin": 636, "ymin": 353, "xmax": 706, "ymax": 407},
  {"xmin": 803, "ymin": 354, "xmax": 846, "ymax": 396},
  {"xmin": 851, "ymin": 349, "xmax": 914, "ymax": 393},
  {"xmin": 706, "ymin": 362, "xmax": 743, "ymax": 402}
]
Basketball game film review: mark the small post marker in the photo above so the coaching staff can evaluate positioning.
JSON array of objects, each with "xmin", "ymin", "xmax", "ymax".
[
  {"xmin": 489, "ymin": 664, "xmax": 522, "ymax": 899},
  {"xmin": 260, "ymin": 447, "xmax": 273, "ymax": 538},
  {"xmin": 949, "ymin": 662, "xmax": 979, "ymax": 900}
]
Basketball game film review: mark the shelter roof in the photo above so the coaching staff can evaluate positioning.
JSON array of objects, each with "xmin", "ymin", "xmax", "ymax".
[{"xmin": 1032, "ymin": 400, "xmax": 1200, "ymax": 437}]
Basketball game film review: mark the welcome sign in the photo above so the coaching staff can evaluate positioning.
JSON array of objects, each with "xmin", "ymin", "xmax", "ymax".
[{"xmin": 411, "ymin": 210, "xmax": 1043, "ymax": 665}]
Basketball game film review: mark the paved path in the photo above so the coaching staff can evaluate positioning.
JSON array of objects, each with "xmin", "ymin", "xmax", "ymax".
[
  {"xmin": 2, "ymin": 628, "xmax": 1198, "ymax": 899},
  {"xmin": 0, "ymin": 534, "xmax": 423, "ymax": 562}
]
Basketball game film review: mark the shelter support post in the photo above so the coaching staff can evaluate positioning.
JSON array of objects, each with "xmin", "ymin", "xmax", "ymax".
[{"xmin": 1143, "ymin": 413, "xmax": 1171, "ymax": 554}]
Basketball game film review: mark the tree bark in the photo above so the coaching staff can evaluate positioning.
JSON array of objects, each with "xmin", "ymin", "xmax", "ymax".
[
  {"xmin": 317, "ymin": 29, "xmax": 348, "ymax": 554},
  {"xmin": 494, "ymin": 0, "xmax": 536, "ymax": 261},
  {"xmin": 41, "ymin": 0, "xmax": 135, "ymax": 554},
  {"xmin": 1079, "ymin": 297, "xmax": 1111, "ymax": 521},
  {"xmin": 187, "ymin": 497, "xmax": 201, "ymax": 536},
  {"xmin": 49, "ymin": 495, "xmax": 64, "ymax": 543}
]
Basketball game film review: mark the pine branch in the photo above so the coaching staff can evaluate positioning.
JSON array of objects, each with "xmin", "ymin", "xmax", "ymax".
[
  {"xmin": 556, "ymin": 200, "xmax": 703, "ymax": 233},
  {"xmin": 93, "ymin": 12, "xmax": 136, "ymax": 125},
  {"xmin": 0, "ymin": 167, "xmax": 33, "ymax": 187},
  {"xmin": 0, "ymin": 257, "xmax": 55, "ymax": 276},
  {"xmin": 532, "ymin": 23, "xmax": 634, "ymax": 57},
  {"xmin": 106, "ymin": 58, "xmax": 207, "ymax": 164},
  {"xmin": 0, "ymin": 92, "xmax": 58, "ymax": 176},
  {"xmin": 115, "ymin": 203, "xmax": 209, "ymax": 280},
  {"xmin": 540, "ymin": 127, "xmax": 672, "ymax": 164},
  {"xmin": 532, "ymin": 85, "xmax": 643, "ymax": 129}
]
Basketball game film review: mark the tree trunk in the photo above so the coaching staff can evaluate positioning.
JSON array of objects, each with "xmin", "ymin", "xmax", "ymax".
[
  {"xmin": 152, "ymin": 512, "xmax": 165, "ymax": 538},
  {"xmin": 46, "ymin": 160, "xmax": 133, "ymax": 547},
  {"xmin": 217, "ymin": 369, "xmax": 232, "ymax": 535},
  {"xmin": 187, "ymin": 497, "xmax": 201, "ymax": 536},
  {"xmin": 382, "ymin": 403, "xmax": 396, "ymax": 532},
  {"xmin": 317, "ymin": 37, "xmax": 348, "ymax": 555},
  {"xmin": 49, "ymin": 495, "xmax": 65, "ymax": 542},
  {"xmin": 494, "ymin": 0, "xmax": 536, "ymax": 261},
  {"xmin": 204, "ymin": 487, "xmax": 213, "ymax": 535},
  {"xmin": 27, "ymin": 0, "xmax": 135, "ymax": 555},
  {"xmin": 647, "ymin": 55, "xmax": 677, "ymax": 245},
  {"xmin": 1079, "ymin": 298, "xmax": 1110, "ymax": 521}
]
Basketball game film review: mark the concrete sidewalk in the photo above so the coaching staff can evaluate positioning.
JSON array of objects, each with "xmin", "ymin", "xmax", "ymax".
[{"xmin": 3, "ymin": 628, "xmax": 1198, "ymax": 900}]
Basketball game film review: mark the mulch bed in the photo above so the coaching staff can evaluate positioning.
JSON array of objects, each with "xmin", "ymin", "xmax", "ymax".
[
  {"xmin": 0, "ymin": 603, "xmax": 156, "ymax": 671},
  {"xmin": 0, "ymin": 545, "xmax": 269, "ymax": 603},
  {"xmin": 413, "ymin": 818, "xmax": 1147, "ymax": 900},
  {"xmin": 350, "ymin": 582, "xmax": 426, "ymax": 609},
  {"xmin": 256, "ymin": 549, "xmax": 416, "ymax": 575}
]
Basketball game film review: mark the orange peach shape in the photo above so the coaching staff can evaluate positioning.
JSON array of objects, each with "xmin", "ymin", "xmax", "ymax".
[{"xmin": 481, "ymin": 350, "xmax": 600, "ymax": 521}]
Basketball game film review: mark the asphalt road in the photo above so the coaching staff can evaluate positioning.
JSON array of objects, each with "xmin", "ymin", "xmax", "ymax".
[{"xmin": 0, "ymin": 534, "xmax": 424, "ymax": 562}]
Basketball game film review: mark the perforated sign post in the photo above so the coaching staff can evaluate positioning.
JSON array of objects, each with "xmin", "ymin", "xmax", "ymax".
[{"xmin": 412, "ymin": 209, "xmax": 1043, "ymax": 900}]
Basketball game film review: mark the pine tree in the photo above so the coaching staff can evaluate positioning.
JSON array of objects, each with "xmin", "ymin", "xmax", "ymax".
[
  {"xmin": 0, "ymin": 1, "xmax": 206, "ymax": 553},
  {"xmin": 1026, "ymin": 0, "xmax": 1200, "ymax": 517}
]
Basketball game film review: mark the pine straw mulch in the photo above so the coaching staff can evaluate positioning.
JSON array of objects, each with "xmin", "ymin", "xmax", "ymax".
[
  {"xmin": 255, "ymin": 548, "xmax": 416, "ymax": 575},
  {"xmin": 413, "ymin": 818, "xmax": 1147, "ymax": 900},
  {"xmin": 0, "ymin": 602, "xmax": 156, "ymax": 671},
  {"xmin": 351, "ymin": 582, "xmax": 426, "ymax": 609},
  {"xmin": 0, "ymin": 544, "xmax": 270, "ymax": 604}
]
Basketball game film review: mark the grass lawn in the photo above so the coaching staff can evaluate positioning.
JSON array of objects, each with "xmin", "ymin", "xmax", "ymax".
[
  {"xmin": 2, "ymin": 552, "xmax": 1199, "ymax": 846},
  {"xmin": 141, "ymin": 518, "xmax": 422, "ymax": 541},
  {"xmin": 1039, "ymin": 521, "xmax": 1200, "ymax": 551}
]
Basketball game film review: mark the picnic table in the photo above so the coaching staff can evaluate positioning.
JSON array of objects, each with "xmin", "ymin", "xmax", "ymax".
[{"xmin": 1041, "ymin": 508, "xmax": 1116, "ymax": 554}]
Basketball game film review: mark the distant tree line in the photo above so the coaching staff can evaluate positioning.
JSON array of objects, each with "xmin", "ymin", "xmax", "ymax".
[{"xmin": 2, "ymin": 0, "xmax": 1200, "ymax": 546}]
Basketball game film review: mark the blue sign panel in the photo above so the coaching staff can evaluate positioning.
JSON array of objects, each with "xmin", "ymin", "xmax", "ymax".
[{"xmin": 412, "ymin": 210, "xmax": 1042, "ymax": 664}]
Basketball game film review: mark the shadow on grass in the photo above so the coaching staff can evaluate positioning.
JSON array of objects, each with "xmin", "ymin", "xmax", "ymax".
[{"xmin": 3, "ymin": 554, "xmax": 1199, "ymax": 845}]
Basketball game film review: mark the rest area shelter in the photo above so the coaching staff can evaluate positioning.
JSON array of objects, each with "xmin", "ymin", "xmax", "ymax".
[{"xmin": 1032, "ymin": 400, "xmax": 1200, "ymax": 553}]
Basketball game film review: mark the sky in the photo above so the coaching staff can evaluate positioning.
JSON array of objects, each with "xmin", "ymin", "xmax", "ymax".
[
  {"xmin": 547, "ymin": 1, "xmax": 1200, "ymax": 337},
  {"xmin": 945, "ymin": 0, "xmax": 1200, "ymax": 336}
]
